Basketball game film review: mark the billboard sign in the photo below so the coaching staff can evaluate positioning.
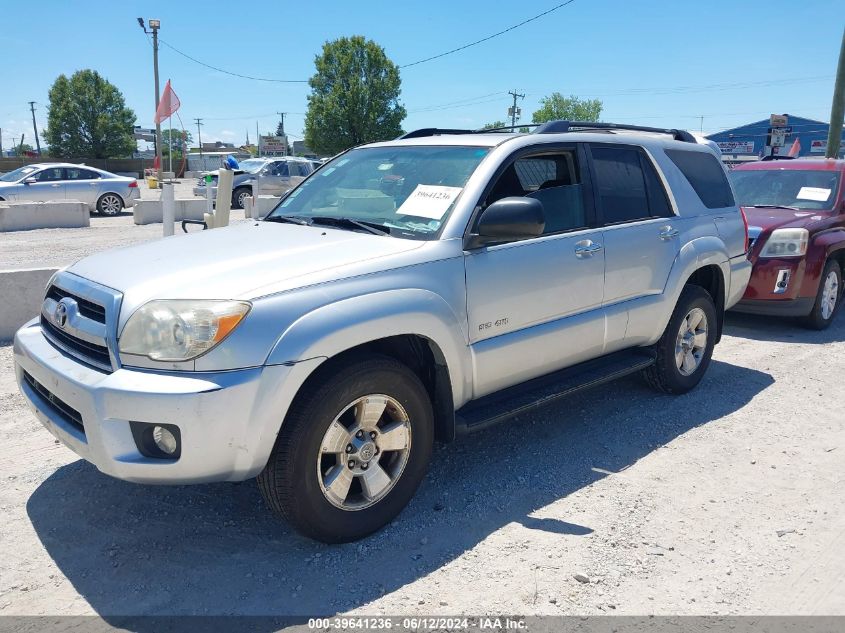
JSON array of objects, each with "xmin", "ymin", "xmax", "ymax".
[
  {"xmin": 717, "ymin": 141, "xmax": 755, "ymax": 154},
  {"xmin": 770, "ymin": 114, "xmax": 788, "ymax": 127},
  {"xmin": 260, "ymin": 135, "xmax": 287, "ymax": 155},
  {"xmin": 770, "ymin": 128, "xmax": 787, "ymax": 147},
  {"xmin": 810, "ymin": 139, "xmax": 827, "ymax": 153}
]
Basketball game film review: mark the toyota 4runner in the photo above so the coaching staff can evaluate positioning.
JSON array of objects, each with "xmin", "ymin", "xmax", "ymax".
[{"xmin": 14, "ymin": 121, "xmax": 752, "ymax": 542}]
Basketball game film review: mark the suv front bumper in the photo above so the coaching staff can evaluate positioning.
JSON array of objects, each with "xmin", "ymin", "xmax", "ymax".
[{"xmin": 13, "ymin": 320, "xmax": 322, "ymax": 484}]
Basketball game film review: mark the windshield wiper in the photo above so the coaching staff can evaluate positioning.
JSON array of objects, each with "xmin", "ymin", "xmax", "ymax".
[
  {"xmin": 746, "ymin": 204, "xmax": 801, "ymax": 211},
  {"xmin": 264, "ymin": 215, "xmax": 311, "ymax": 226},
  {"xmin": 309, "ymin": 216, "xmax": 391, "ymax": 236}
]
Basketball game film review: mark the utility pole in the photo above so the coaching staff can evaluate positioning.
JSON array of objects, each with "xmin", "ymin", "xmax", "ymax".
[
  {"xmin": 28, "ymin": 102, "xmax": 41, "ymax": 155},
  {"xmin": 699, "ymin": 115, "xmax": 704, "ymax": 133},
  {"xmin": 149, "ymin": 19, "xmax": 163, "ymax": 182},
  {"xmin": 194, "ymin": 118, "xmax": 204, "ymax": 161},
  {"xmin": 826, "ymin": 26, "xmax": 845, "ymax": 158},
  {"xmin": 0, "ymin": 128, "xmax": 3, "ymax": 156},
  {"xmin": 508, "ymin": 90, "xmax": 525, "ymax": 128}
]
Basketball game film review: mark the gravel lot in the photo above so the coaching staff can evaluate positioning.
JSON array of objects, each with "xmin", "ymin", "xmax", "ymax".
[
  {"xmin": 0, "ymin": 179, "xmax": 249, "ymax": 270},
  {"xmin": 1, "ymin": 310, "xmax": 843, "ymax": 619}
]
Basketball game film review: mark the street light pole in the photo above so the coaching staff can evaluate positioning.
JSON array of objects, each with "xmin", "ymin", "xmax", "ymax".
[{"xmin": 149, "ymin": 18, "xmax": 163, "ymax": 182}]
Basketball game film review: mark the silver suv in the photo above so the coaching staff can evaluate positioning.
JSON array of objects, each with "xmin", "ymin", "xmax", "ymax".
[
  {"xmin": 193, "ymin": 156, "xmax": 314, "ymax": 209},
  {"xmin": 14, "ymin": 121, "xmax": 751, "ymax": 543}
]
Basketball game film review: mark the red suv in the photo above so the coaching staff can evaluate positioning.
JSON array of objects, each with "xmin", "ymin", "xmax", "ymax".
[{"xmin": 729, "ymin": 158, "xmax": 844, "ymax": 329}]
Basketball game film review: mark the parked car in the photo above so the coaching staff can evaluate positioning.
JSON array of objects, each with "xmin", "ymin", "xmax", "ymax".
[
  {"xmin": 193, "ymin": 156, "xmax": 314, "ymax": 209},
  {"xmin": 0, "ymin": 163, "xmax": 139, "ymax": 215},
  {"xmin": 729, "ymin": 158, "xmax": 845, "ymax": 329},
  {"xmin": 14, "ymin": 121, "xmax": 751, "ymax": 543}
]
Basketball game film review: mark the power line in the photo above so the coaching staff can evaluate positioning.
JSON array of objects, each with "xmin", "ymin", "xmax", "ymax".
[
  {"xmin": 159, "ymin": 38, "xmax": 308, "ymax": 83},
  {"xmin": 400, "ymin": 0, "xmax": 578, "ymax": 68}
]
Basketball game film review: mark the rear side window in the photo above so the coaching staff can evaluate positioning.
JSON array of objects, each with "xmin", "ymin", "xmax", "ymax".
[
  {"xmin": 665, "ymin": 149, "xmax": 734, "ymax": 209},
  {"xmin": 66, "ymin": 168, "xmax": 99, "ymax": 180},
  {"xmin": 590, "ymin": 147, "xmax": 650, "ymax": 224}
]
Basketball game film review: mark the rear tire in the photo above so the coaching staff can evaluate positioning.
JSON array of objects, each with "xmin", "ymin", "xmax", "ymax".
[
  {"xmin": 802, "ymin": 260, "xmax": 841, "ymax": 330},
  {"xmin": 643, "ymin": 285, "xmax": 718, "ymax": 394},
  {"xmin": 232, "ymin": 187, "xmax": 251, "ymax": 210},
  {"xmin": 258, "ymin": 354, "xmax": 434, "ymax": 543},
  {"xmin": 96, "ymin": 193, "xmax": 123, "ymax": 216}
]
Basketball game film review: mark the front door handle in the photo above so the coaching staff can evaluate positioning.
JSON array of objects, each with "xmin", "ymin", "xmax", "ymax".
[
  {"xmin": 51, "ymin": 184, "xmax": 61, "ymax": 188},
  {"xmin": 659, "ymin": 226, "xmax": 679, "ymax": 240},
  {"xmin": 575, "ymin": 240, "xmax": 603, "ymax": 258}
]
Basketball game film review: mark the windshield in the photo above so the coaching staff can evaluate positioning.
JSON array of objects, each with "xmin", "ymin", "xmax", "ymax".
[
  {"xmin": 729, "ymin": 169, "xmax": 841, "ymax": 211},
  {"xmin": 266, "ymin": 145, "xmax": 490, "ymax": 239},
  {"xmin": 238, "ymin": 159, "xmax": 269, "ymax": 174},
  {"xmin": 0, "ymin": 165, "xmax": 39, "ymax": 182}
]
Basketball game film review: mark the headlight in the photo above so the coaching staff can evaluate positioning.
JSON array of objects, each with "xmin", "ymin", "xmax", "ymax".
[
  {"xmin": 759, "ymin": 228, "xmax": 809, "ymax": 258},
  {"xmin": 119, "ymin": 300, "xmax": 250, "ymax": 361}
]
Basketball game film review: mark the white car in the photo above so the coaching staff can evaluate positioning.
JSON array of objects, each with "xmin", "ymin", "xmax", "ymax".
[{"xmin": 0, "ymin": 163, "xmax": 140, "ymax": 215}]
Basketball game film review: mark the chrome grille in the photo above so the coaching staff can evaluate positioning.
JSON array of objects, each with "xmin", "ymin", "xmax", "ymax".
[
  {"xmin": 45, "ymin": 285, "xmax": 106, "ymax": 323},
  {"xmin": 41, "ymin": 315, "xmax": 112, "ymax": 370},
  {"xmin": 39, "ymin": 273, "xmax": 121, "ymax": 373}
]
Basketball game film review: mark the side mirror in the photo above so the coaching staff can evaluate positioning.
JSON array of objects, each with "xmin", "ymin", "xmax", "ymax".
[
  {"xmin": 465, "ymin": 197, "xmax": 545, "ymax": 248},
  {"xmin": 24, "ymin": 177, "xmax": 37, "ymax": 185}
]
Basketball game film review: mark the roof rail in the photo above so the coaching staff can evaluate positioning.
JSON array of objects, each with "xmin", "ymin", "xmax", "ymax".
[
  {"xmin": 398, "ymin": 128, "xmax": 475, "ymax": 139},
  {"xmin": 533, "ymin": 120, "xmax": 697, "ymax": 143}
]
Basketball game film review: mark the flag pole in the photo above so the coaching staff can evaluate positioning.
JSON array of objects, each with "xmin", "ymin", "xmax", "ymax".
[{"xmin": 168, "ymin": 115, "xmax": 173, "ymax": 176}]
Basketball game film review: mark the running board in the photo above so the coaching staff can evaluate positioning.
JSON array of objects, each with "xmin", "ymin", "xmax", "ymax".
[{"xmin": 455, "ymin": 348, "xmax": 657, "ymax": 435}]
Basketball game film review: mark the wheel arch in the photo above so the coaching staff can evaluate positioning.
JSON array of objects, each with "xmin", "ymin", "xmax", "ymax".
[{"xmin": 265, "ymin": 289, "xmax": 473, "ymax": 442}]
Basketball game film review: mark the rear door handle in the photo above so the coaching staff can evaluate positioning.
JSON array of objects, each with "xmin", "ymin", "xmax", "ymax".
[
  {"xmin": 659, "ymin": 226, "xmax": 679, "ymax": 240},
  {"xmin": 51, "ymin": 184, "xmax": 61, "ymax": 187},
  {"xmin": 575, "ymin": 241, "xmax": 603, "ymax": 258}
]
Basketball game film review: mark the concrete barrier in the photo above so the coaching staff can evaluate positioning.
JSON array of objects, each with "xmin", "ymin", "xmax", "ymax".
[
  {"xmin": 257, "ymin": 195, "xmax": 281, "ymax": 215},
  {"xmin": 133, "ymin": 199, "xmax": 207, "ymax": 225},
  {"xmin": 0, "ymin": 267, "xmax": 59, "ymax": 341},
  {"xmin": 0, "ymin": 201, "xmax": 90, "ymax": 232}
]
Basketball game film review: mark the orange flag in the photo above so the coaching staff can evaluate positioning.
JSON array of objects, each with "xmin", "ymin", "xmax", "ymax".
[
  {"xmin": 787, "ymin": 138, "xmax": 801, "ymax": 157},
  {"xmin": 154, "ymin": 80, "xmax": 181, "ymax": 124}
]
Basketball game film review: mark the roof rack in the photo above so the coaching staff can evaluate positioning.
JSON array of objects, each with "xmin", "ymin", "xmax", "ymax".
[
  {"xmin": 398, "ymin": 120, "xmax": 697, "ymax": 143},
  {"xmin": 533, "ymin": 120, "xmax": 697, "ymax": 143},
  {"xmin": 398, "ymin": 128, "xmax": 475, "ymax": 139},
  {"xmin": 760, "ymin": 155, "xmax": 796, "ymax": 161}
]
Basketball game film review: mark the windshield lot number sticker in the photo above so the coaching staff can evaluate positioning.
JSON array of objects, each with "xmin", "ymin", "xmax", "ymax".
[
  {"xmin": 797, "ymin": 187, "xmax": 831, "ymax": 202},
  {"xmin": 397, "ymin": 185, "xmax": 462, "ymax": 219}
]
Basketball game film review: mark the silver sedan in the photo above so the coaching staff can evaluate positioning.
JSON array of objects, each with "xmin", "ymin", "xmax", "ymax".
[{"xmin": 0, "ymin": 163, "xmax": 141, "ymax": 215}]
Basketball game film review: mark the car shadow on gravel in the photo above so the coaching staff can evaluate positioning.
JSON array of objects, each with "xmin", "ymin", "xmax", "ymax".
[
  {"xmin": 724, "ymin": 310, "xmax": 845, "ymax": 344},
  {"xmin": 26, "ymin": 359, "xmax": 773, "ymax": 625}
]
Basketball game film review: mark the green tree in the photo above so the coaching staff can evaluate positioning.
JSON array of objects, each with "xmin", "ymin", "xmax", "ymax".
[
  {"xmin": 482, "ymin": 120, "xmax": 508, "ymax": 130},
  {"xmin": 161, "ymin": 129, "xmax": 193, "ymax": 159},
  {"xmin": 44, "ymin": 69, "xmax": 136, "ymax": 158},
  {"xmin": 304, "ymin": 36, "xmax": 406, "ymax": 155},
  {"xmin": 532, "ymin": 93, "xmax": 603, "ymax": 124}
]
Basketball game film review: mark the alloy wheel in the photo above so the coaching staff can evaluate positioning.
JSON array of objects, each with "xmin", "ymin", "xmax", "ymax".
[
  {"xmin": 820, "ymin": 270, "xmax": 839, "ymax": 321},
  {"xmin": 317, "ymin": 394, "xmax": 412, "ymax": 511},
  {"xmin": 675, "ymin": 307, "xmax": 708, "ymax": 376}
]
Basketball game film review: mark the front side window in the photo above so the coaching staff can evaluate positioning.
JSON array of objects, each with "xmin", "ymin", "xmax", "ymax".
[
  {"xmin": 590, "ymin": 146, "xmax": 650, "ymax": 224},
  {"xmin": 729, "ymin": 169, "xmax": 841, "ymax": 211},
  {"xmin": 270, "ymin": 162, "xmax": 289, "ymax": 177},
  {"xmin": 33, "ymin": 167, "xmax": 64, "ymax": 182},
  {"xmin": 483, "ymin": 150, "xmax": 587, "ymax": 235},
  {"xmin": 268, "ymin": 145, "xmax": 490, "ymax": 240}
]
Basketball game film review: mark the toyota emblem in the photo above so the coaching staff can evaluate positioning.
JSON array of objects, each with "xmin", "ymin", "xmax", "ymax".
[{"xmin": 54, "ymin": 302, "xmax": 68, "ymax": 328}]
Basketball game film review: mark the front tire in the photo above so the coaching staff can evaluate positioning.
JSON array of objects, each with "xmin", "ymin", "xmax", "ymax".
[
  {"xmin": 96, "ymin": 193, "xmax": 124, "ymax": 216},
  {"xmin": 802, "ymin": 260, "xmax": 841, "ymax": 330},
  {"xmin": 258, "ymin": 354, "xmax": 434, "ymax": 543},
  {"xmin": 232, "ymin": 187, "xmax": 251, "ymax": 209},
  {"xmin": 643, "ymin": 285, "xmax": 718, "ymax": 394}
]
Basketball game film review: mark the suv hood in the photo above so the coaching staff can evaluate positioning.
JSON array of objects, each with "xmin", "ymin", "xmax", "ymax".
[
  {"xmin": 67, "ymin": 222, "xmax": 426, "ymax": 305},
  {"xmin": 742, "ymin": 206, "xmax": 829, "ymax": 231}
]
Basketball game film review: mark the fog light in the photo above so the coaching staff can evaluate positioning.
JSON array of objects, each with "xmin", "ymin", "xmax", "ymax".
[
  {"xmin": 153, "ymin": 426, "xmax": 178, "ymax": 455},
  {"xmin": 129, "ymin": 421, "xmax": 181, "ymax": 459}
]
